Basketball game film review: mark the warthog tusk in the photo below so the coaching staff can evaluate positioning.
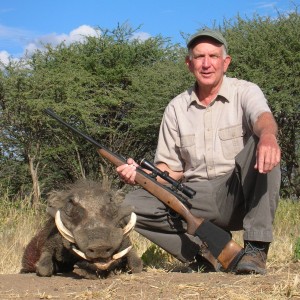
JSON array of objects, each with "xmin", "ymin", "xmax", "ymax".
[
  {"xmin": 93, "ymin": 260, "xmax": 117, "ymax": 270},
  {"xmin": 93, "ymin": 246, "xmax": 133, "ymax": 270},
  {"xmin": 112, "ymin": 245, "xmax": 132, "ymax": 259},
  {"xmin": 55, "ymin": 210, "xmax": 75, "ymax": 243},
  {"xmin": 71, "ymin": 246, "xmax": 89, "ymax": 260},
  {"xmin": 123, "ymin": 212, "xmax": 137, "ymax": 236}
]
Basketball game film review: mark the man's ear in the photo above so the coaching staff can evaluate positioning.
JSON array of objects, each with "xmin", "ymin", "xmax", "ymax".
[
  {"xmin": 185, "ymin": 56, "xmax": 192, "ymax": 71},
  {"xmin": 223, "ymin": 55, "xmax": 231, "ymax": 72}
]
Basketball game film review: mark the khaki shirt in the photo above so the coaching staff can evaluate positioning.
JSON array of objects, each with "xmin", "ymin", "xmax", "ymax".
[{"xmin": 154, "ymin": 76, "xmax": 271, "ymax": 181}]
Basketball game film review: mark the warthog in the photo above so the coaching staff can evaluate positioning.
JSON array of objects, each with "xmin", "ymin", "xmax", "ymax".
[{"xmin": 21, "ymin": 180, "xmax": 143, "ymax": 278}]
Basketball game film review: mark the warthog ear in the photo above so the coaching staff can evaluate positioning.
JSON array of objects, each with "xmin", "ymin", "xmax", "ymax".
[
  {"xmin": 114, "ymin": 189, "xmax": 126, "ymax": 204},
  {"xmin": 117, "ymin": 204, "xmax": 135, "ymax": 226},
  {"xmin": 47, "ymin": 190, "xmax": 69, "ymax": 217},
  {"xmin": 46, "ymin": 206, "xmax": 57, "ymax": 218}
]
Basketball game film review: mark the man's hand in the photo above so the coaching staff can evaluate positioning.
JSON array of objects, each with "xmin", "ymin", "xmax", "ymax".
[
  {"xmin": 253, "ymin": 112, "xmax": 281, "ymax": 174},
  {"xmin": 116, "ymin": 158, "xmax": 139, "ymax": 185},
  {"xmin": 255, "ymin": 133, "xmax": 281, "ymax": 173},
  {"xmin": 116, "ymin": 159, "xmax": 183, "ymax": 185}
]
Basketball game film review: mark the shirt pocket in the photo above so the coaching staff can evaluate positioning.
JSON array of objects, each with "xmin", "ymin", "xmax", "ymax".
[
  {"xmin": 218, "ymin": 124, "xmax": 245, "ymax": 160},
  {"xmin": 175, "ymin": 135, "xmax": 198, "ymax": 168}
]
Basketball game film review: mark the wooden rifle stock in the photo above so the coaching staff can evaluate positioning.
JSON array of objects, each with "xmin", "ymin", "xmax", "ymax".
[{"xmin": 45, "ymin": 108, "xmax": 244, "ymax": 271}]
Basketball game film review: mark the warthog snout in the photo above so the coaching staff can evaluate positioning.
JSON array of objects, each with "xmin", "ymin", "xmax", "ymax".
[{"xmin": 86, "ymin": 244, "xmax": 114, "ymax": 259}]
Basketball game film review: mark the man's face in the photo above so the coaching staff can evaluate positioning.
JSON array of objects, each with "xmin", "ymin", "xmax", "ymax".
[{"xmin": 186, "ymin": 38, "xmax": 231, "ymax": 89}]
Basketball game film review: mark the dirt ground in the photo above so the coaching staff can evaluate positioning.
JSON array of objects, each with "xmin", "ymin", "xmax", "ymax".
[{"xmin": 0, "ymin": 262, "xmax": 299, "ymax": 300}]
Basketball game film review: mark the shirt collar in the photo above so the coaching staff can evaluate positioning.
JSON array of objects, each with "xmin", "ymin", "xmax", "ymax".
[{"xmin": 188, "ymin": 75, "xmax": 230, "ymax": 107}]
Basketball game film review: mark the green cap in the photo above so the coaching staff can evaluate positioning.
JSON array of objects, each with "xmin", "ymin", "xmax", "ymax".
[{"xmin": 187, "ymin": 29, "xmax": 228, "ymax": 51}]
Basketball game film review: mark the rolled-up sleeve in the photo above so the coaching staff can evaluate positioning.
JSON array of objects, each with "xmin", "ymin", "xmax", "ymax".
[
  {"xmin": 240, "ymin": 83, "xmax": 271, "ymax": 129},
  {"xmin": 154, "ymin": 104, "xmax": 184, "ymax": 171}
]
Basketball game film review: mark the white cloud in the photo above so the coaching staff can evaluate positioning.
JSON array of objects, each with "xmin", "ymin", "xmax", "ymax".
[
  {"xmin": 0, "ymin": 50, "xmax": 10, "ymax": 66},
  {"xmin": 255, "ymin": 1, "xmax": 277, "ymax": 9},
  {"xmin": 0, "ymin": 50, "xmax": 20, "ymax": 69},
  {"xmin": 0, "ymin": 24, "xmax": 33, "ymax": 42},
  {"xmin": 24, "ymin": 42, "xmax": 40, "ymax": 55},
  {"xmin": 131, "ymin": 31, "xmax": 151, "ymax": 42},
  {"xmin": 0, "ymin": 24, "xmax": 151, "ymax": 65},
  {"xmin": 24, "ymin": 25, "xmax": 101, "ymax": 56},
  {"xmin": 69, "ymin": 25, "xmax": 100, "ymax": 42}
]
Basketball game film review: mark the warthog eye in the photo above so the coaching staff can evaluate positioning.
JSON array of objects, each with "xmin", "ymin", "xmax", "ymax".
[
  {"xmin": 63, "ymin": 196, "xmax": 85, "ymax": 225},
  {"xmin": 65, "ymin": 196, "xmax": 75, "ymax": 210},
  {"xmin": 65, "ymin": 196, "xmax": 79, "ymax": 215}
]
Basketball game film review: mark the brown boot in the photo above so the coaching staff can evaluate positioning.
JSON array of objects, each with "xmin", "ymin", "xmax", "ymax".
[{"xmin": 235, "ymin": 241, "xmax": 269, "ymax": 275}]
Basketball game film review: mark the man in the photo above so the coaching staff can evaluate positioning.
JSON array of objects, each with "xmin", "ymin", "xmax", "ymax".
[{"xmin": 117, "ymin": 29, "xmax": 281, "ymax": 275}]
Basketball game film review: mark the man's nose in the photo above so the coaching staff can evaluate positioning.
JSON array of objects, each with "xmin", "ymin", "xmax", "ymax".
[{"xmin": 202, "ymin": 56, "xmax": 211, "ymax": 67}]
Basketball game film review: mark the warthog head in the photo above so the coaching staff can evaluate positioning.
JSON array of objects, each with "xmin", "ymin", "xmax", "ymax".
[{"xmin": 21, "ymin": 180, "xmax": 143, "ymax": 277}]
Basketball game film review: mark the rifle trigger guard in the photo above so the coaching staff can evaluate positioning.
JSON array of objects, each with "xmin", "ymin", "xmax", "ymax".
[{"xmin": 167, "ymin": 208, "xmax": 181, "ymax": 219}]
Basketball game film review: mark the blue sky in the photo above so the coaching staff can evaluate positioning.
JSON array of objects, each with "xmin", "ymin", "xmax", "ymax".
[{"xmin": 0, "ymin": 0, "xmax": 297, "ymax": 63}]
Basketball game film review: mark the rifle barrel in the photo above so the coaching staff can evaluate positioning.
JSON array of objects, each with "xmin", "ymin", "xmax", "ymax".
[{"xmin": 44, "ymin": 108, "xmax": 123, "ymax": 161}]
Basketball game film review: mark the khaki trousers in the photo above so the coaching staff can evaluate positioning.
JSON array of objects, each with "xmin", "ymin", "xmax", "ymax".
[{"xmin": 124, "ymin": 136, "xmax": 281, "ymax": 262}]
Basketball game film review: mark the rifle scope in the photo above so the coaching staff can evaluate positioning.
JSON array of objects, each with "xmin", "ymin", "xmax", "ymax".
[{"xmin": 139, "ymin": 158, "xmax": 196, "ymax": 199}]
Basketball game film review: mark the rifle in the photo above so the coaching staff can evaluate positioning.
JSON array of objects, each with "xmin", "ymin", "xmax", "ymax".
[{"xmin": 44, "ymin": 108, "xmax": 244, "ymax": 271}]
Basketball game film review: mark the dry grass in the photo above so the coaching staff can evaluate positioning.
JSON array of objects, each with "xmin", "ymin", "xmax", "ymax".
[
  {"xmin": 0, "ymin": 195, "xmax": 299, "ymax": 300},
  {"xmin": 0, "ymin": 196, "xmax": 47, "ymax": 274},
  {"xmin": 0, "ymin": 198, "xmax": 299, "ymax": 275}
]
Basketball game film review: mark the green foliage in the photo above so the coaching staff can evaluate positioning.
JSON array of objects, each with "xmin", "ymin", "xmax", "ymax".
[
  {"xmin": 0, "ymin": 23, "xmax": 191, "ymax": 199},
  {"xmin": 1, "ymin": 9, "xmax": 300, "ymax": 199},
  {"xmin": 141, "ymin": 244, "xmax": 172, "ymax": 268}
]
